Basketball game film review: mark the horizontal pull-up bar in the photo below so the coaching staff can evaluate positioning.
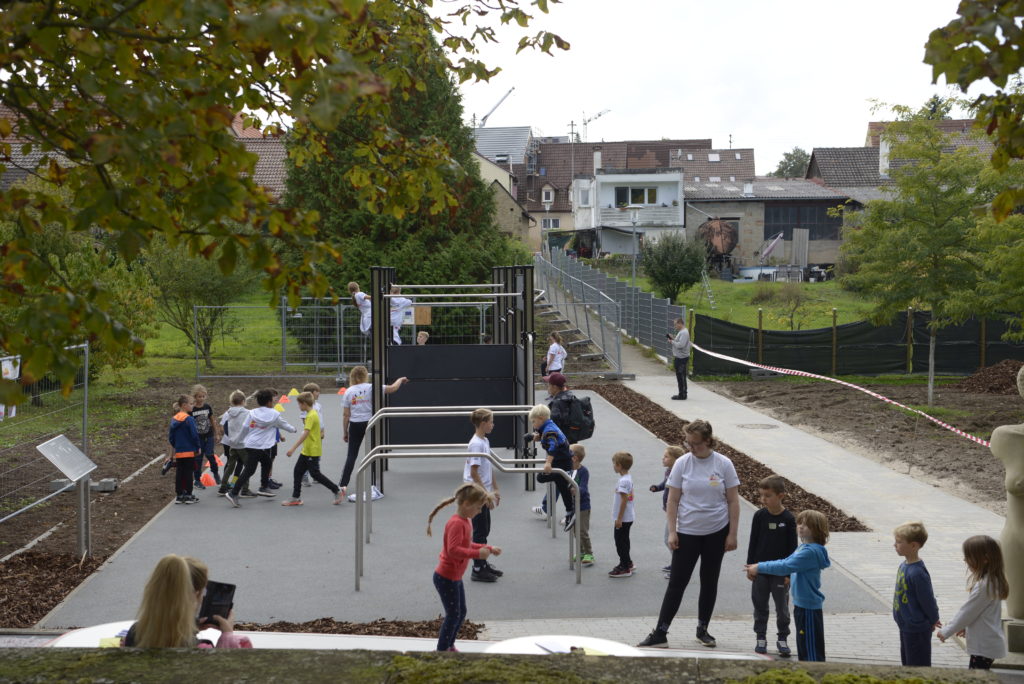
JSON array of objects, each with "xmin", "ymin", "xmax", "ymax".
[
  {"xmin": 392, "ymin": 284, "xmax": 507, "ymax": 289},
  {"xmin": 365, "ymin": 405, "xmax": 533, "ymax": 431},
  {"xmin": 382, "ymin": 292, "xmax": 521, "ymax": 299}
]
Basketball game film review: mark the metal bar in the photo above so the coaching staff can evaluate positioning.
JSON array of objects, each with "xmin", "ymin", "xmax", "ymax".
[
  {"xmin": 377, "ymin": 292, "xmax": 522, "ymax": 299},
  {"xmin": 280, "ymin": 296, "xmax": 287, "ymax": 374},
  {"xmin": 193, "ymin": 306, "xmax": 200, "ymax": 380},
  {"xmin": 0, "ymin": 482, "xmax": 74, "ymax": 525},
  {"xmin": 79, "ymin": 342, "xmax": 90, "ymax": 557},
  {"xmin": 393, "ymin": 284, "xmax": 506, "ymax": 289}
]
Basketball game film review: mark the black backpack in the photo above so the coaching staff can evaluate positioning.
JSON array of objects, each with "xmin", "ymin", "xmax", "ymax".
[{"xmin": 554, "ymin": 392, "xmax": 595, "ymax": 443}]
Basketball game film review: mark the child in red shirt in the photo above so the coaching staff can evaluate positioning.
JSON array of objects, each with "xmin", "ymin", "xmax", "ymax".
[{"xmin": 426, "ymin": 483, "xmax": 502, "ymax": 652}]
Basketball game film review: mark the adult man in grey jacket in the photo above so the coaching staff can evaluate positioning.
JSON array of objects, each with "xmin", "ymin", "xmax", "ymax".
[{"xmin": 668, "ymin": 318, "xmax": 690, "ymax": 400}]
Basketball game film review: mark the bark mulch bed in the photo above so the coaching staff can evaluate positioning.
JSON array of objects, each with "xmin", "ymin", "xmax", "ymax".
[
  {"xmin": 0, "ymin": 552, "xmax": 106, "ymax": 629},
  {"xmin": 578, "ymin": 382, "xmax": 869, "ymax": 533},
  {"xmin": 954, "ymin": 359, "xmax": 1024, "ymax": 394},
  {"xmin": 234, "ymin": 617, "xmax": 482, "ymax": 640}
]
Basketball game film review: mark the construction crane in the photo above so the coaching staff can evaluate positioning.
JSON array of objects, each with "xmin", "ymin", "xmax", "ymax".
[
  {"xmin": 477, "ymin": 87, "xmax": 515, "ymax": 128},
  {"xmin": 580, "ymin": 109, "xmax": 610, "ymax": 142}
]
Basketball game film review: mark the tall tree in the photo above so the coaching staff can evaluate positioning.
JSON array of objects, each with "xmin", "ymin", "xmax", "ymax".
[
  {"xmin": 770, "ymin": 147, "xmax": 810, "ymax": 178},
  {"xmin": 284, "ymin": 35, "xmax": 530, "ymax": 288},
  {"xmin": 639, "ymin": 232, "xmax": 705, "ymax": 303},
  {"xmin": 0, "ymin": 0, "xmax": 566, "ymax": 403},
  {"xmin": 841, "ymin": 116, "xmax": 990, "ymax": 404}
]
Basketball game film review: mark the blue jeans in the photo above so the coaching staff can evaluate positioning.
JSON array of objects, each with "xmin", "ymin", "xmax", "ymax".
[{"xmin": 433, "ymin": 572, "xmax": 466, "ymax": 651}]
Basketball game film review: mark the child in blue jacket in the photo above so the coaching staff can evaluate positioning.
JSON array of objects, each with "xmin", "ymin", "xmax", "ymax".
[
  {"xmin": 745, "ymin": 509, "xmax": 830, "ymax": 662},
  {"xmin": 168, "ymin": 394, "xmax": 202, "ymax": 504},
  {"xmin": 529, "ymin": 403, "xmax": 576, "ymax": 532}
]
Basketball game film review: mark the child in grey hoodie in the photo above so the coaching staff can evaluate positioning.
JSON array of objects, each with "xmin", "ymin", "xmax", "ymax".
[
  {"xmin": 217, "ymin": 390, "xmax": 251, "ymax": 496},
  {"xmin": 226, "ymin": 388, "xmax": 296, "ymax": 507}
]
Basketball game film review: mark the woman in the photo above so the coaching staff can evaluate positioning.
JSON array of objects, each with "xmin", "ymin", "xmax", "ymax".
[
  {"xmin": 125, "ymin": 554, "xmax": 250, "ymax": 648},
  {"xmin": 637, "ymin": 419, "xmax": 740, "ymax": 649},
  {"xmin": 338, "ymin": 365, "xmax": 408, "ymax": 496}
]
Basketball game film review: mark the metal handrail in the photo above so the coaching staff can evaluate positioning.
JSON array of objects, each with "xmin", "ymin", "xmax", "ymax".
[
  {"xmin": 363, "ymin": 405, "xmax": 536, "ymax": 433},
  {"xmin": 353, "ymin": 445, "xmax": 581, "ymax": 590}
]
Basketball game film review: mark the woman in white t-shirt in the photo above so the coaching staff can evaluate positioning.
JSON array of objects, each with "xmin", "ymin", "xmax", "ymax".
[
  {"xmin": 348, "ymin": 281, "xmax": 372, "ymax": 336},
  {"xmin": 338, "ymin": 365, "xmax": 408, "ymax": 496},
  {"xmin": 544, "ymin": 332, "xmax": 567, "ymax": 377},
  {"xmin": 638, "ymin": 419, "xmax": 740, "ymax": 650}
]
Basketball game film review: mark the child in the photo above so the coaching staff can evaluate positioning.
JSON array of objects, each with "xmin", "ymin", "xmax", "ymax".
[
  {"xmin": 427, "ymin": 483, "xmax": 502, "ymax": 652},
  {"xmin": 217, "ymin": 390, "xmax": 250, "ymax": 497},
  {"xmin": 609, "ymin": 451, "xmax": 635, "ymax": 578},
  {"xmin": 190, "ymin": 385, "xmax": 221, "ymax": 488},
  {"xmin": 417, "ymin": 330, "xmax": 429, "ymax": 345},
  {"xmin": 745, "ymin": 509, "xmax": 831, "ymax": 662},
  {"xmin": 464, "ymin": 408, "xmax": 502, "ymax": 582},
  {"xmin": 338, "ymin": 366, "xmax": 408, "ymax": 498},
  {"xmin": 283, "ymin": 392, "xmax": 344, "ymax": 506},
  {"xmin": 892, "ymin": 521, "xmax": 941, "ymax": 667},
  {"xmin": 168, "ymin": 395, "xmax": 201, "ymax": 505},
  {"xmin": 650, "ymin": 445, "xmax": 685, "ymax": 578},
  {"xmin": 349, "ymin": 281, "xmax": 371, "ymax": 336},
  {"xmin": 389, "ymin": 285, "xmax": 413, "ymax": 345},
  {"xmin": 937, "ymin": 535, "xmax": 1009, "ymax": 670},
  {"xmin": 746, "ymin": 475, "xmax": 798, "ymax": 657},
  {"xmin": 299, "ymin": 382, "xmax": 325, "ymax": 488},
  {"xmin": 529, "ymin": 403, "xmax": 576, "ymax": 532},
  {"xmin": 571, "ymin": 444, "xmax": 593, "ymax": 566},
  {"xmin": 225, "ymin": 388, "xmax": 297, "ymax": 507},
  {"xmin": 542, "ymin": 331, "xmax": 566, "ymax": 377}
]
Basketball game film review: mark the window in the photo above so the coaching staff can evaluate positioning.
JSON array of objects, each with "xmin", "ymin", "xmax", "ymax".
[
  {"xmin": 709, "ymin": 176, "xmax": 721, "ymax": 183},
  {"xmin": 542, "ymin": 188, "xmax": 553, "ymax": 203},
  {"xmin": 708, "ymin": 153, "xmax": 720, "ymax": 162},
  {"xmin": 542, "ymin": 218, "xmax": 560, "ymax": 229},
  {"xmin": 579, "ymin": 188, "xmax": 591, "ymax": 207},
  {"xmin": 539, "ymin": 167, "xmax": 546, "ymax": 176},
  {"xmin": 694, "ymin": 176, "xmax": 700, "ymax": 182},
  {"xmin": 614, "ymin": 186, "xmax": 658, "ymax": 205},
  {"xmin": 735, "ymin": 152, "xmax": 742, "ymax": 160},
  {"xmin": 729, "ymin": 176, "xmax": 736, "ymax": 182},
  {"xmin": 763, "ymin": 203, "xmax": 843, "ymax": 241},
  {"xmin": 686, "ymin": 153, "xmax": 693, "ymax": 161}
]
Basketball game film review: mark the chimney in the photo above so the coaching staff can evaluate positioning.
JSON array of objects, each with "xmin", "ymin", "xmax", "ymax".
[
  {"xmin": 878, "ymin": 139, "xmax": 890, "ymax": 178},
  {"xmin": 593, "ymin": 148, "xmax": 602, "ymax": 173},
  {"xmin": 742, "ymin": 181, "xmax": 754, "ymax": 197}
]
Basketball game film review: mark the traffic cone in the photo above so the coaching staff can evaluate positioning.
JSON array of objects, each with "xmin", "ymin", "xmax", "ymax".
[
  {"xmin": 274, "ymin": 403, "xmax": 286, "ymax": 412},
  {"xmin": 279, "ymin": 394, "xmax": 290, "ymax": 403},
  {"xmin": 200, "ymin": 471, "xmax": 216, "ymax": 487},
  {"xmin": 288, "ymin": 388, "xmax": 299, "ymax": 396},
  {"xmin": 337, "ymin": 387, "xmax": 347, "ymax": 395}
]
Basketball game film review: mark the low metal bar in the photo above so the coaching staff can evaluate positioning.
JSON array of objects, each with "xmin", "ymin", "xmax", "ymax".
[{"xmin": 393, "ymin": 284, "xmax": 505, "ymax": 289}]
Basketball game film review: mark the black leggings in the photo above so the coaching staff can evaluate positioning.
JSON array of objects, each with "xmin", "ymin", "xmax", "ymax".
[
  {"xmin": 231, "ymin": 447, "xmax": 271, "ymax": 495},
  {"xmin": 657, "ymin": 525, "xmax": 729, "ymax": 632},
  {"xmin": 339, "ymin": 421, "xmax": 368, "ymax": 488},
  {"xmin": 536, "ymin": 457, "xmax": 574, "ymax": 515}
]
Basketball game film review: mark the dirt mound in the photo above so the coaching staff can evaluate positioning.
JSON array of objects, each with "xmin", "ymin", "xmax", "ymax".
[
  {"xmin": 578, "ymin": 383, "xmax": 869, "ymax": 532},
  {"xmin": 955, "ymin": 359, "xmax": 1024, "ymax": 394}
]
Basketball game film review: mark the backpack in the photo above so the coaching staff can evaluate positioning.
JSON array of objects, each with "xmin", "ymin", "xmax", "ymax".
[{"xmin": 557, "ymin": 393, "xmax": 595, "ymax": 443}]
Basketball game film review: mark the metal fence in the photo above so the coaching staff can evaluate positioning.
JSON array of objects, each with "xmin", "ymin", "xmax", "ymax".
[
  {"xmin": 196, "ymin": 298, "xmax": 495, "ymax": 379},
  {"xmin": 0, "ymin": 344, "xmax": 89, "ymax": 528},
  {"xmin": 537, "ymin": 250, "xmax": 686, "ymax": 367}
]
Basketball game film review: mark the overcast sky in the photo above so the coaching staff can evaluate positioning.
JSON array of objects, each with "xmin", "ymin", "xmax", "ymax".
[{"xmin": 455, "ymin": 0, "xmax": 993, "ymax": 175}]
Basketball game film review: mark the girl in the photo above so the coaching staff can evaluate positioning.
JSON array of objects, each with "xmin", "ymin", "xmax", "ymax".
[
  {"xmin": 427, "ymin": 483, "xmax": 502, "ymax": 652},
  {"xmin": 349, "ymin": 281, "xmax": 372, "ymax": 336},
  {"xmin": 389, "ymin": 285, "xmax": 413, "ymax": 345},
  {"xmin": 543, "ymin": 332, "xmax": 566, "ymax": 377},
  {"xmin": 124, "ymin": 554, "xmax": 250, "ymax": 648},
  {"xmin": 937, "ymin": 535, "xmax": 1009, "ymax": 669},
  {"xmin": 338, "ymin": 365, "xmax": 408, "ymax": 497},
  {"xmin": 169, "ymin": 395, "xmax": 201, "ymax": 504},
  {"xmin": 745, "ymin": 509, "xmax": 831, "ymax": 662},
  {"xmin": 190, "ymin": 384, "xmax": 220, "ymax": 488},
  {"xmin": 638, "ymin": 420, "xmax": 739, "ymax": 649}
]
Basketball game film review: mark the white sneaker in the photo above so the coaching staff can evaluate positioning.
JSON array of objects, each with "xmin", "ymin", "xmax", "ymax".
[
  {"xmin": 346, "ymin": 485, "xmax": 385, "ymax": 502},
  {"xmin": 531, "ymin": 505, "xmax": 546, "ymax": 518}
]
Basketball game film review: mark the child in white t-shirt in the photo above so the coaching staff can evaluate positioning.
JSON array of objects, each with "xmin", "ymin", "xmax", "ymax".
[
  {"xmin": 609, "ymin": 451, "xmax": 636, "ymax": 578},
  {"xmin": 348, "ymin": 281, "xmax": 371, "ymax": 336},
  {"xmin": 464, "ymin": 408, "xmax": 502, "ymax": 582},
  {"xmin": 338, "ymin": 365, "xmax": 408, "ymax": 497},
  {"xmin": 389, "ymin": 285, "xmax": 413, "ymax": 345}
]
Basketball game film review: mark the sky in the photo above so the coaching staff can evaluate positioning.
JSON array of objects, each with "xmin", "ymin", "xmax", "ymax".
[{"xmin": 454, "ymin": 0, "xmax": 994, "ymax": 175}]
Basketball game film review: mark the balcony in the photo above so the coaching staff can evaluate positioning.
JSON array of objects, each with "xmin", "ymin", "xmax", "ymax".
[{"xmin": 599, "ymin": 205, "xmax": 682, "ymax": 227}]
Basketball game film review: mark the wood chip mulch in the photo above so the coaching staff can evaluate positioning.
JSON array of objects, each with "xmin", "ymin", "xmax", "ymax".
[
  {"xmin": 234, "ymin": 616, "xmax": 482, "ymax": 639},
  {"xmin": 578, "ymin": 383, "xmax": 869, "ymax": 532},
  {"xmin": 0, "ymin": 551, "xmax": 107, "ymax": 628},
  {"xmin": 954, "ymin": 359, "xmax": 1024, "ymax": 394}
]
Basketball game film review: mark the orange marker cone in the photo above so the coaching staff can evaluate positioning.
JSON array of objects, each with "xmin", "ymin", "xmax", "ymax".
[
  {"xmin": 215, "ymin": 455, "xmax": 224, "ymax": 467},
  {"xmin": 337, "ymin": 387, "xmax": 347, "ymax": 395},
  {"xmin": 200, "ymin": 471, "xmax": 216, "ymax": 487},
  {"xmin": 279, "ymin": 394, "xmax": 290, "ymax": 403}
]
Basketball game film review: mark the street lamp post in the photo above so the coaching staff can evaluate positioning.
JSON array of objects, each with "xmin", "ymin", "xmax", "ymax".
[
  {"xmin": 542, "ymin": 199, "xmax": 553, "ymax": 257},
  {"xmin": 628, "ymin": 204, "xmax": 641, "ymax": 336}
]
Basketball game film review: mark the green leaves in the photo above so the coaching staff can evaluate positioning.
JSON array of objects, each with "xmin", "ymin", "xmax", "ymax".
[{"xmin": 640, "ymin": 232, "xmax": 705, "ymax": 303}]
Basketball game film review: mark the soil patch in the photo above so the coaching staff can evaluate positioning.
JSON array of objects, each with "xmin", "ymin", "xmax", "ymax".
[
  {"xmin": 578, "ymin": 383, "xmax": 868, "ymax": 532},
  {"xmin": 954, "ymin": 358, "xmax": 1023, "ymax": 394},
  {"xmin": 234, "ymin": 617, "xmax": 482, "ymax": 640},
  {"xmin": 0, "ymin": 552, "xmax": 105, "ymax": 628}
]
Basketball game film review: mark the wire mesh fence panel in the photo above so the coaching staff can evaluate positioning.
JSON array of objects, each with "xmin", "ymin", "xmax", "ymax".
[
  {"xmin": 194, "ymin": 305, "xmax": 285, "ymax": 378},
  {"xmin": 0, "ymin": 344, "xmax": 88, "ymax": 524}
]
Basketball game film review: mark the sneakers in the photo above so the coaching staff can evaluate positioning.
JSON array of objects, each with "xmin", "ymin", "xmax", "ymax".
[
  {"xmin": 695, "ymin": 626, "xmax": 716, "ymax": 648},
  {"xmin": 776, "ymin": 639, "xmax": 792, "ymax": 658},
  {"xmin": 661, "ymin": 565, "xmax": 672, "ymax": 573},
  {"xmin": 239, "ymin": 489, "xmax": 258, "ymax": 498},
  {"xmin": 174, "ymin": 495, "xmax": 186, "ymax": 504},
  {"xmin": 281, "ymin": 499, "xmax": 303, "ymax": 506},
  {"xmin": 257, "ymin": 487, "xmax": 276, "ymax": 497},
  {"xmin": 671, "ymin": 395, "xmax": 687, "ymax": 400},
  {"xmin": 216, "ymin": 489, "xmax": 227, "ymax": 497},
  {"xmin": 608, "ymin": 565, "xmax": 633, "ymax": 578},
  {"xmin": 563, "ymin": 512, "xmax": 576, "ymax": 532},
  {"xmin": 531, "ymin": 505, "xmax": 547, "ymax": 518},
  {"xmin": 226, "ymin": 491, "xmax": 240, "ymax": 508},
  {"xmin": 470, "ymin": 567, "xmax": 498, "ymax": 582},
  {"xmin": 483, "ymin": 562, "xmax": 503, "ymax": 577},
  {"xmin": 267, "ymin": 479, "xmax": 283, "ymax": 490},
  {"xmin": 194, "ymin": 481, "xmax": 206, "ymax": 490},
  {"xmin": 185, "ymin": 495, "xmax": 200, "ymax": 504},
  {"xmin": 302, "ymin": 475, "xmax": 312, "ymax": 487},
  {"xmin": 755, "ymin": 639, "xmax": 768, "ymax": 655},
  {"xmin": 581, "ymin": 554, "xmax": 594, "ymax": 566},
  {"xmin": 333, "ymin": 489, "xmax": 346, "ymax": 505},
  {"xmin": 637, "ymin": 629, "xmax": 668, "ymax": 648},
  {"xmin": 161, "ymin": 459, "xmax": 174, "ymax": 476}
]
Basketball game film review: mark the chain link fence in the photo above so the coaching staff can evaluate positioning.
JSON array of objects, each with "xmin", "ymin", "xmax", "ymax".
[{"xmin": 0, "ymin": 344, "xmax": 89, "ymax": 526}]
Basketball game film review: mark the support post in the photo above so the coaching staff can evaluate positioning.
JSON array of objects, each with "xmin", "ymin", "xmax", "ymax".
[
  {"xmin": 757, "ymin": 308, "xmax": 764, "ymax": 364},
  {"xmin": 906, "ymin": 307, "xmax": 913, "ymax": 374},
  {"xmin": 78, "ymin": 342, "xmax": 91, "ymax": 558},
  {"xmin": 831, "ymin": 307, "xmax": 838, "ymax": 376},
  {"xmin": 980, "ymin": 318, "xmax": 987, "ymax": 370}
]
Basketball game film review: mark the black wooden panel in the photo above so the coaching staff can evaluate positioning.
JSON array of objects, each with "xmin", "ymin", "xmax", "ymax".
[
  {"xmin": 384, "ymin": 378, "xmax": 517, "ymax": 447},
  {"xmin": 387, "ymin": 344, "xmax": 514, "ymax": 380}
]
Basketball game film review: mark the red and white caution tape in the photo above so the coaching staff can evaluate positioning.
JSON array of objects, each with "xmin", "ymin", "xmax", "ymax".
[{"xmin": 692, "ymin": 342, "xmax": 991, "ymax": 448}]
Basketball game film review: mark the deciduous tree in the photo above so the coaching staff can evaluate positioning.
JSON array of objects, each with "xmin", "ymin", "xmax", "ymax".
[
  {"xmin": 769, "ymin": 147, "xmax": 810, "ymax": 178},
  {"xmin": 639, "ymin": 232, "xmax": 705, "ymax": 303}
]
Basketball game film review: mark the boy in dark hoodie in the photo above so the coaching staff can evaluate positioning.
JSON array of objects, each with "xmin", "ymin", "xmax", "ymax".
[
  {"xmin": 745, "ymin": 509, "xmax": 831, "ymax": 662},
  {"xmin": 226, "ymin": 388, "xmax": 296, "ymax": 507},
  {"xmin": 529, "ymin": 403, "xmax": 576, "ymax": 532},
  {"xmin": 168, "ymin": 394, "xmax": 202, "ymax": 504}
]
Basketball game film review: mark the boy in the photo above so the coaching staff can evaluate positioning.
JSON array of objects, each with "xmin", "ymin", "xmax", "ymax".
[
  {"xmin": 746, "ymin": 475, "xmax": 798, "ymax": 657},
  {"xmin": 226, "ymin": 388, "xmax": 297, "ymax": 507},
  {"xmin": 571, "ymin": 444, "xmax": 593, "ymax": 566},
  {"xmin": 892, "ymin": 521, "xmax": 940, "ymax": 667},
  {"xmin": 609, "ymin": 451, "xmax": 635, "ymax": 578},
  {"xmin": 746, "ymin": 509, "xmax": 831, "ymax": 662},
  {"xmin": 464, "ymin": 408, "xmax": 502, "ymax": 582},
  {"xmin": 283, "ymin": 392, "xmax": 344, "ymax": 506},
  {"xmin": 299, "ymin": 382, "xmax": 326, "ymax": 487},
  {"xmin": 217, "ymin": 390, "xmax": 251, "ymax": 497},
  {"xmin": 650, "ymin": 445, "xmax": 685, "ymax": 578},
  {"xmin": 529, "ymin": 403, "xmax": 576, "ymax": 531}
]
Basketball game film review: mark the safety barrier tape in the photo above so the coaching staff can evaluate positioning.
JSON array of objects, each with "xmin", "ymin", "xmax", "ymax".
[{"xmin": 691, "ymin": 342, "xmax": 991, "ymax": 448}]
